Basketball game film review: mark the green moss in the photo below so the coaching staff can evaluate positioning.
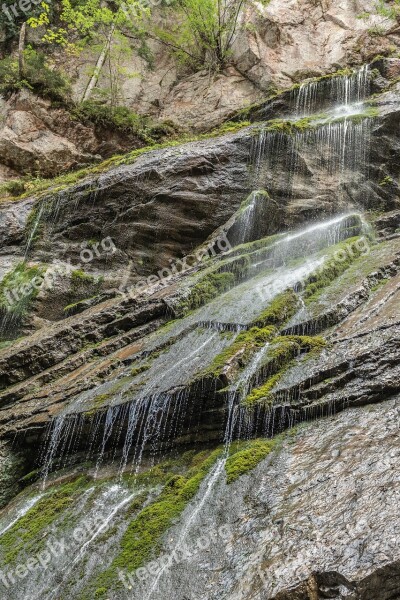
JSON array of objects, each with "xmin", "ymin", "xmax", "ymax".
[
  {"xmin": 71, "ymin": 269, "xmax": 96, "ymax": 283},
  {"xmin": 243, "ymin": 335, "xmax": 326, "ymax": 407},
  {"xmin": 328, "ymin": 106, "xmax": 379, "ymax": 126},
  {"xmin": 20, "ymin": 469, "xmax": 41, "ymax": 485},
  {"xmin": 303, "ymin": 236, "xmax": 368, "ymax": 303},
  {"xmin": 204, "ymin": 325, "xmax": 277, "ymax": 378},
  {"xmin": 243, "ymin": 373, "xmax": 284, "ymax": 407},
  {"xmin": 0, "ymin": 476, "xmax": 89, "ymax": 564},
  {"xmin": 93, "ymin": 448, "xmax": 222, "ymax": 593},
  {"xmin": 63, "ymin": 296, "xmax": 98, "ymax": 315},
  {"xmin": 264, "ymin": 116, "xmax": 319, "ymax": 134},
  {"xmin": 251, "ymin": 289, "xmax": 300, "ymax": 327},
  {"xmin": 379, "ymin": 175, "xmax": 394, "ymax": 186},
  {"xmin": 225, "ymin": 439, "xmax": 277, "ymax": 483},
  {"xmin": 371, "ymin": 277, "xmax": 389, "ymax": 292},
  {"xmin": 222, "ymin": 232, "xmax": 283, "ymax": 259},
  {"xmin": 179, "ymin": 272, "xmax": 235, "ymax": 313},
  {"xmin": 131, "ymin": 363, "xmax": 151, "ymax": 377}
]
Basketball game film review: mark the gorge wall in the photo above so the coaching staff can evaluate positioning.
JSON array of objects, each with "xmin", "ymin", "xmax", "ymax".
[{"xmin": 0, "ymin": 6, "xmax": 399, "ymax": 600}]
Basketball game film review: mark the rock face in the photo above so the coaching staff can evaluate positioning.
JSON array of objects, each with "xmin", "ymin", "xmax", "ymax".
[
  {"xmin": 0, "ymin": 91, "xmax": 100, "ymax": 178},
  {"xmin": 1, "ymin": 0, "xmax": 399, "ymax": 180},
  {"xmin": 2, "ymin": 60, "xmax": 398, "ymax": 296},
  {"xmin": 130, "ymin": 396, "xmax": 400, "ymax": 600},
  {"xmin": 0, "ymin": 53, "xmax": 400, "ymax": 600},
  {"xmin": 77, "ymin": 0, "xmax": 400, "ymax": 129}
]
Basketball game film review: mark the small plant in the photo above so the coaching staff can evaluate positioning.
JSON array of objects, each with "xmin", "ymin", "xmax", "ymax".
[
  {"xmin": 379, "ymin": 175, "xmax": 394, "ymax": 186},
  {"xmin": 0, "ymin": 180, "xmax": 27, "ymax": 197},
  {"xmin": 0, "ymin": 262, "xmax": 46, "ymax": 320}
]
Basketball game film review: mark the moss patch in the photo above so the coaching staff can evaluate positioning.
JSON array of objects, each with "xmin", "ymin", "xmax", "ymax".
[
  {"xmin": 243, "ymin": 335, "xmax": 326, "ymax": 407},
  {"xmin": 130, "ymin": 363, "xmax": 151, "ymax": 378},
  {"xmin": 179, "ymin": 272, "xmax": 235, "ymax": 313},
  {"xmin": 0, "ymin": 476, "xmax": 90, "ymax": 564},
  {"xmin": 251, "ymin": 289, "xmax": 300, "ymax": 327},
  {"xmin": 225, "ymin": 439, "xmax": 277, "ymax": 484},
  {"xmin": 204, "ymin": 325, "xmax": 277, "ymax": 378},
  {"xmin": 303, "ymin": 236, "xmax": 369, "ymax": 303},
  {"xmin": 92, "ymin": 448, "xmax": 222, "ymax": 594}
]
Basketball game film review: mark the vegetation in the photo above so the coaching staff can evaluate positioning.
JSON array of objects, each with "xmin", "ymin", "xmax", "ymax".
[
  {"xmin": 0, "ymin": 262, "xmax": 46, "ymax": 320},
  {"xmin": 251, "ymin": 289, "xmax": 300, "ymax": 327},
  {"xmin": 92, "ymin": 448, "xmax": 222, "ymax": 595},
  {"xmin": 225, "ymin": 439, "xmax": 277, "ymax": 483},
  {"xmin": 179, "ymin": 272, "xmax": 235, "ymax": 313},
  {"xmin": 204, "ymin": 325, "xmax": 277, "ymax": 378},
  {"xmin": 0, "ymin": 48, "xmax": 70, "ymax": 102},
  {"xmin": 71, "ymin": 101, "xmax": 179, "ymax": 144},
  {"xmin": 131, "ymin": 363, "xmax": 151, "ymax": 377},
  {"xmin": 379, "ymin": 175, "xmax": 395, "ymax": 186},
  {"xmin": 303, "ymin": 236, "xmax": 369, "ymax": 303},
  {"xmin": 0, "ymin": 476, "xmax": 90, "ymax": 564},
  {"xmin": 358, "ymin": 0, "xmax": 400, "ymax": 21},
  {"xmin": 243, "ymin": 335, "xmax": 326, "ymax": 407},
  {"xmin": 145, "ymin": 0, "xmax": 249, "ymax": 72}
]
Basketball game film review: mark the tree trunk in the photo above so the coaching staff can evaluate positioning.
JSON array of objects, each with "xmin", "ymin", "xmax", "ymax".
[
  {"xmin": 82, "ymin": 25, "xmax": 115, "ymax": 102},
  {"xmin": 18, "ymin": 22, "xmax": 26, "ymax": 80}
]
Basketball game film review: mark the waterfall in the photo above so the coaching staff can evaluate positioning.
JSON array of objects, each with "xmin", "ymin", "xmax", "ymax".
[
  {"xmin": 0, "ymin": 494, "xmax": 44, "ymax": 537},
  {"xmin": 38, "ymin": 211, "xmax": 365, "ymax": 483},
  {"xmin": 251, "ymin": 65, "xmax": 372, "ymax": 207},
  {"xmin": 293, "ymin": 64, "xmax": 371, "ymax": 116}
]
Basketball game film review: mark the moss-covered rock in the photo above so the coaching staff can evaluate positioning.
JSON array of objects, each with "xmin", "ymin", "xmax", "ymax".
[
  {"xmin": 225, "ymin": 439, "xmax": 277, "ymax": 484},
  {"xmin": 243, "ymin": 335, "xmax": 326, "ymax": 407}
]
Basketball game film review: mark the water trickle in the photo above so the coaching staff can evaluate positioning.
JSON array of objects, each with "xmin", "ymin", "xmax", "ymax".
[
  {"xmin": 0, "ymin": 493, "xmax": 44, "ymax": 536},
  {"xmin": 24, "ymin": 201, "xmax": 45, "ymax": 258},
  {"xmin": 293, "ymin": 64, "xmax": 371, "ymax": 116},
  {"xmin": 253, "ymin": 65, "xmax": 372, "ymax": 201}
]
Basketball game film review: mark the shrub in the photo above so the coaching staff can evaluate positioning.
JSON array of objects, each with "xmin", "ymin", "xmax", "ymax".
[
  {"xmin": 147, "ymin": 0, "xmax": 248, "ymax": 72},
  {"xmin": 0, "ymin": 48, "xmax": 70, "ymax": 102},
  {"xmin": 71, "ymin": 101, "xmax": 179, "ymax": 143}
]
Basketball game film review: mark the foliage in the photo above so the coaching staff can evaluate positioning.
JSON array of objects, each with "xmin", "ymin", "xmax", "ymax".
[
  {"xmin": 179, "ymin": 272, "xmax": 235, "ymax": 313},
  {"xmin": 28, "ymin": 0, "xmax": 147, "ymax": 104},
  {"xmin": 140, "ymin": 0, "xmax": 249, "ymax": 71},
  {"xmin": 0, "ymin": 262, "xmax": 46, "ymax": 318},
  {"xmin": 0, "ymin": 48, "xmax": 70, "ymax": 102},
  {"xmin": 0, "ymin": 0, "xmax": 53, "ymax": 42},
  {"xmin": 28, "ymin": 0, "xmax": 147, "ymax": 51},
  {"xmin": 0, "ymin": 180, "xmax": 26, "ymax": 197},
  {"xmin": 71, "ymin": 101, "xmax": 178, "ymax": 143}
]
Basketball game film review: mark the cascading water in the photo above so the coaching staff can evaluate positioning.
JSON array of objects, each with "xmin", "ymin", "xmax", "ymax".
[
  {"xmin": 252, "ymin": 65, "xmax": 372, "ymax": 203},
  {"xmin": 293, "ymin": 65, "xmax": 370, "ymax": 116},
  {"xmin": 0, "ymin": 56, "xmax": 384, "ymax": 600},
  {"xmin": 39, "ymin": 210, "xmax": 365, "ymax": 487}
]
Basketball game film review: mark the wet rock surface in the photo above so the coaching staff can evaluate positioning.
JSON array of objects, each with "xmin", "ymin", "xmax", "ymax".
[
  {"xmin": 0, "ymin": 57, "xmax": 400, "ymax": 600},
  {"xmin": 117, "ymin": 396, "xmax": 400, "ymax": 600}
]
